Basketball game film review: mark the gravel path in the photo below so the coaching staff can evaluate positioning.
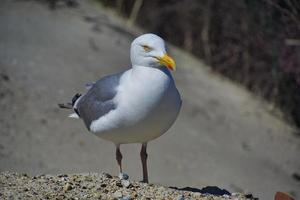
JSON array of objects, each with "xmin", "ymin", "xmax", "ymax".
[
  {"xmin": 0, "ymin": 1, "xmax": 299, "ymax": 200},
  {"xmin": 0, "ymin": 171, "xmax": 255, "ymax": 200}
]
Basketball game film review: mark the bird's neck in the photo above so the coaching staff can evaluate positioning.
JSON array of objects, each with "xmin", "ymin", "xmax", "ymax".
[{"xmin": 131, "ymin": 65, "xmax": 173, "ymax": 80}]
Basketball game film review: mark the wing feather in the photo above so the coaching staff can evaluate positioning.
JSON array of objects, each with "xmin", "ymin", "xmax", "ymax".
[{"xmin": 76, "ymin": 71, "xmax": 124, "ymax": 130}]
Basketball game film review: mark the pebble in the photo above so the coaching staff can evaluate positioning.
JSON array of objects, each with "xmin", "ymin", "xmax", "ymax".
[
  {"xmin": 121, "ymin": 180, "xmax": 131, "ymax": 188},
  {"xmin": 84, "ymin": 176, "xmax": 93, "ymax": 182},
  {"xmin": 63, "ymin": 183, "xmax": 73, "ymax": 191},
  {"xmin": 118, "ymin": 173, "xmax": 129, "ymax": 180},
  {"xmin": 192, "ymin": 192, "xmax": 204, "ymax": 198},
  {"xmin": 93, "ymin": 192, "xmax": 102, "ymax": 198},
  {"xmin": 103, "ymin": 173, "xmax": 113, "ymax": 179},
  {"xmin": 82, "ymin": 185, "xmax": 87, "ymax": 189},
  {"xmin": 116, "ymin": 181, "xmax": 123, "ymax": 187},
  {"xmin": 120, "ymin": 196, "xmax": 131, "ymax": 200},
  {"xmin": 231, "ymin": 193, "xmax": 239, "ymax": 197},
  {"xmin": 113, "ymin": 191, "xmax": 123, "ymax": 198},
  {"xmin": 58, "ymin": 174, "xmax": 68, "ymax": 178},
  {"xmin": 245, "ymin": 193, "xmax": 253, "ymax": 198},
  {"xmin": 176, "ymin": 194, "xmax": 185, "ymax": 200}
]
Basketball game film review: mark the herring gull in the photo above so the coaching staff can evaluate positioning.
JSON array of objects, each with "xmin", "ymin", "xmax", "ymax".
[{"xmin": 59, "ymin": 33, "xmax": 182, "ymax": 183}]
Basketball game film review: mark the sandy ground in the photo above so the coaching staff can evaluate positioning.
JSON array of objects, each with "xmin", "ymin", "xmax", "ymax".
[
  {"xmin": 0, "ymin": 1, "xmax": 299, "ymax": 199},
  {"xmin": 0, "ymin": 171, "xmax": 254, "ymax": 199}
]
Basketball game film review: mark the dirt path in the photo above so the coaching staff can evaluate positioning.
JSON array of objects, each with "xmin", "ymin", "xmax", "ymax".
[{"xmin": 0, "ymin": 1, "xmax": 299, "ymax": 199}]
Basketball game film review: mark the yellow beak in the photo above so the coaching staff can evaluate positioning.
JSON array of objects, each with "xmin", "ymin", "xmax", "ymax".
[{"xmin": 158, "ymin": 54, "xmax": 176, "ymax": 71}]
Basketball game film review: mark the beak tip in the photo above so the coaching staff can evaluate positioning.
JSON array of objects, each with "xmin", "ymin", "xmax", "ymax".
[{"xmin": 159, "ymin": 54, "xmax": 176, "ymax": 71}]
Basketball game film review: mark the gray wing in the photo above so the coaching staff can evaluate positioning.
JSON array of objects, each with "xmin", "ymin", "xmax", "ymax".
[{"xmin": 77, "ymin": 71, "xmax": 124, "ymax": 130}]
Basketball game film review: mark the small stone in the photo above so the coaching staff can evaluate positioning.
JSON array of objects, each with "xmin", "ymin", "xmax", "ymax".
[
  {"xmin": 58, "ymin": 174, "xmax": 68, "ymax": 178},
  {"xmin": 103, "ymin": 173, "xmax": 112, "ymax": 179},
  {"xmin": 100, "ymin": 183, "xmax": 107, "ymax": 187},
  {"xmin": 93, "ymin": 192, "xmax": 102, "ymax": 198},
  {"xmin": 118, "ymin": 173, "xmax": 129, "ymax": 180},
  {"xmin": 84, "ymin": 176, "xmax": 93, "ymax": 182},
  {"xmin": 245, "ymin": 193, "xmax": 253, "ymax": 198},
  {"xmin": 57, "ymin": 194, "xmax": 66, "ymax": 200},
  {"xmin": 113, "ymin": 191, "xmax": 123, "ymax": 198},
  {"xmin": 103, "ymin": 189, "xmax": 109, "ymax": 194},
  {"xmin": 63, "ymin": 183, "xmax": 73, "ymax": 191},
  {"xmin": 157, "ymin": 186, "xmax": 165, "ymax": 192},
  {"xmin": 231, "ymin": 193, "xmax": 239, "ymax": 197},
  {"xmin": 82, "ymin": 185, "xmax": 87, "ymax": 189},
  {"xmin": 121, "ymin": 180, "xmax": 131, "ymax": 188},
  {"xmin": 116, "ymin": 181, "xmax": 123, "ymax": 187},
  {"xmin": 192, "ymin": 192, "xmax": 203, "ymax": 198},
  {"xmin": 176, "ymin": 194, "xmax": 185, "ymax": 200},
  {"xmin": 120, "ymin": 196, "xmax": 131, "ymax": 200}
]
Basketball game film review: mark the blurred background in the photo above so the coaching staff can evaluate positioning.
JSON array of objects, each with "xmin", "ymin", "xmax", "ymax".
[
  {"xmin": 101, "ymin": 0, "xmax": 300, "ymax": 129},
  {"xmin": 0, "ymin": 0, "xmax": 299, "ymax": 199}
]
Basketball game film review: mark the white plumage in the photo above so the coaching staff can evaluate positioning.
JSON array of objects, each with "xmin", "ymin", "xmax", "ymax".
[
  {"xmin": 62, "ymin": 33, "xmax": 182, "ymax": 183},
  {"xmin": 90, "ymin": 65, "xmax": 181, "ymax": 144}
]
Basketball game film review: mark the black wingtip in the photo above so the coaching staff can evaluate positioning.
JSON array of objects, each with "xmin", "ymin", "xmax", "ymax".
[{"xmin": 72, "ymin": 93, "xmax": 82, "ymax": 106}]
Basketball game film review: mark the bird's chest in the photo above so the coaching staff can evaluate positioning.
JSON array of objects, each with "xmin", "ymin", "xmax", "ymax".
[{"xmin": 115, "ymin": 69, "xmax": 174, "ymax": 124}]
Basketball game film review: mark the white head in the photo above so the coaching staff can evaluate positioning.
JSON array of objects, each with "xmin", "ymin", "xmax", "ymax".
[{"xmin": 130, "ymin": 33, "xmax": 176, "ymax": 71}]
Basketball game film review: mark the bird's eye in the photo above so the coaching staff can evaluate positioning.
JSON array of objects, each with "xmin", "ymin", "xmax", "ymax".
[{"xmin": 141, "ymin": 45, "xmax": 152, "ymax": 52}]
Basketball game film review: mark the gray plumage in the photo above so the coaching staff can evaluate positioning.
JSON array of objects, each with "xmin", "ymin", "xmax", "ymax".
[{"xmin": 76, "ymin": 71, "xmax": 124, "ymax": 130}]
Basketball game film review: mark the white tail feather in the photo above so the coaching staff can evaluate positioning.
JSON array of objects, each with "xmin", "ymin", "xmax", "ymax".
[{"xmin": 68, "ymin": 113, "xmax": 79, "ymax": 119}]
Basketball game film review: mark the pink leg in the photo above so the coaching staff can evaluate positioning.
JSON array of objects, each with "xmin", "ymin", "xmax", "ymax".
[
  {"xmin": 116, "ymin": 144, "xmax": 123, "ymax": 173},
  {"xmin": 140, "ymin": 142, "xmax": 148, "ymax": 183}
]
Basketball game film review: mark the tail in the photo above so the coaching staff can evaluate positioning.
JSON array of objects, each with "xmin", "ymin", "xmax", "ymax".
[
  {"xmin": 58, "ymin": 93, "xmax": 82, "ymax": 119},
  {"xmin": 58, "ymin": 102, "xmax": 73, "ymax": 109}
]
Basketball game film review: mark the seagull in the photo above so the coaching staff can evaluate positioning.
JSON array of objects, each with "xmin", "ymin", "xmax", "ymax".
[{"xmin": 59, "ymin": 33, "xmax": 182, "ymax": 183}]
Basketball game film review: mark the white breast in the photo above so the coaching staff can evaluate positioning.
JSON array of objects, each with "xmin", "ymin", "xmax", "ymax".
[{"xmin": 90, "ymin": 66, "xmax": 182, "ymax": 144}]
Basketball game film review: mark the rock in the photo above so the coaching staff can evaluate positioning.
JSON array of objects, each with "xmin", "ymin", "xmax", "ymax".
[
  {"xmin": 93, "ymin": 192, "xmax": 102, "ymax": 198},
  {"xmin": 103, "ymin": 173, "xmax": 113, "ymax": 179},
  {"xmin": 192, "ymin": 192, "xmax": 204, "ymax": 198},
  {"xmin": 274, "ymin": 192, "xmax": 294, "ymax": 200},
  {"xmin": 121, "ymin": 180, "xmax": 131, "ymax": 188},
  {"xmin": 63, "ymin": 183, "xmax": 73, "ymax": 191},
  {"xmin": 58, "ymin": 174, "xmax": 68, "ymax": 178},
  {"xmin": 120, "ymin": 196, "xmax": 131, "ymax": 200},
  {"xmin": 245, "ymin": 194, "xmax": 253, "ymax": 198},
  {"xmin": 113, "ymin": 191, "xmax": 123, "ymax": 198},
  {"xmin": 176, "ymin": 194, "xmax": 185, "ymax": 200},
  {"xmin": 116, "ymin": 181, "xmax": 123, "ymax": 187},
  {"xmin": 119, "ymin": 173, "xmax": 129, "ymax": 180},
  {"xmin": 84, "ymin": 176, "xmax": 93, "ymax": 182},
  {"xmin": 81, "ymin": 185, "xmax": 87, "ymax": 189}
]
